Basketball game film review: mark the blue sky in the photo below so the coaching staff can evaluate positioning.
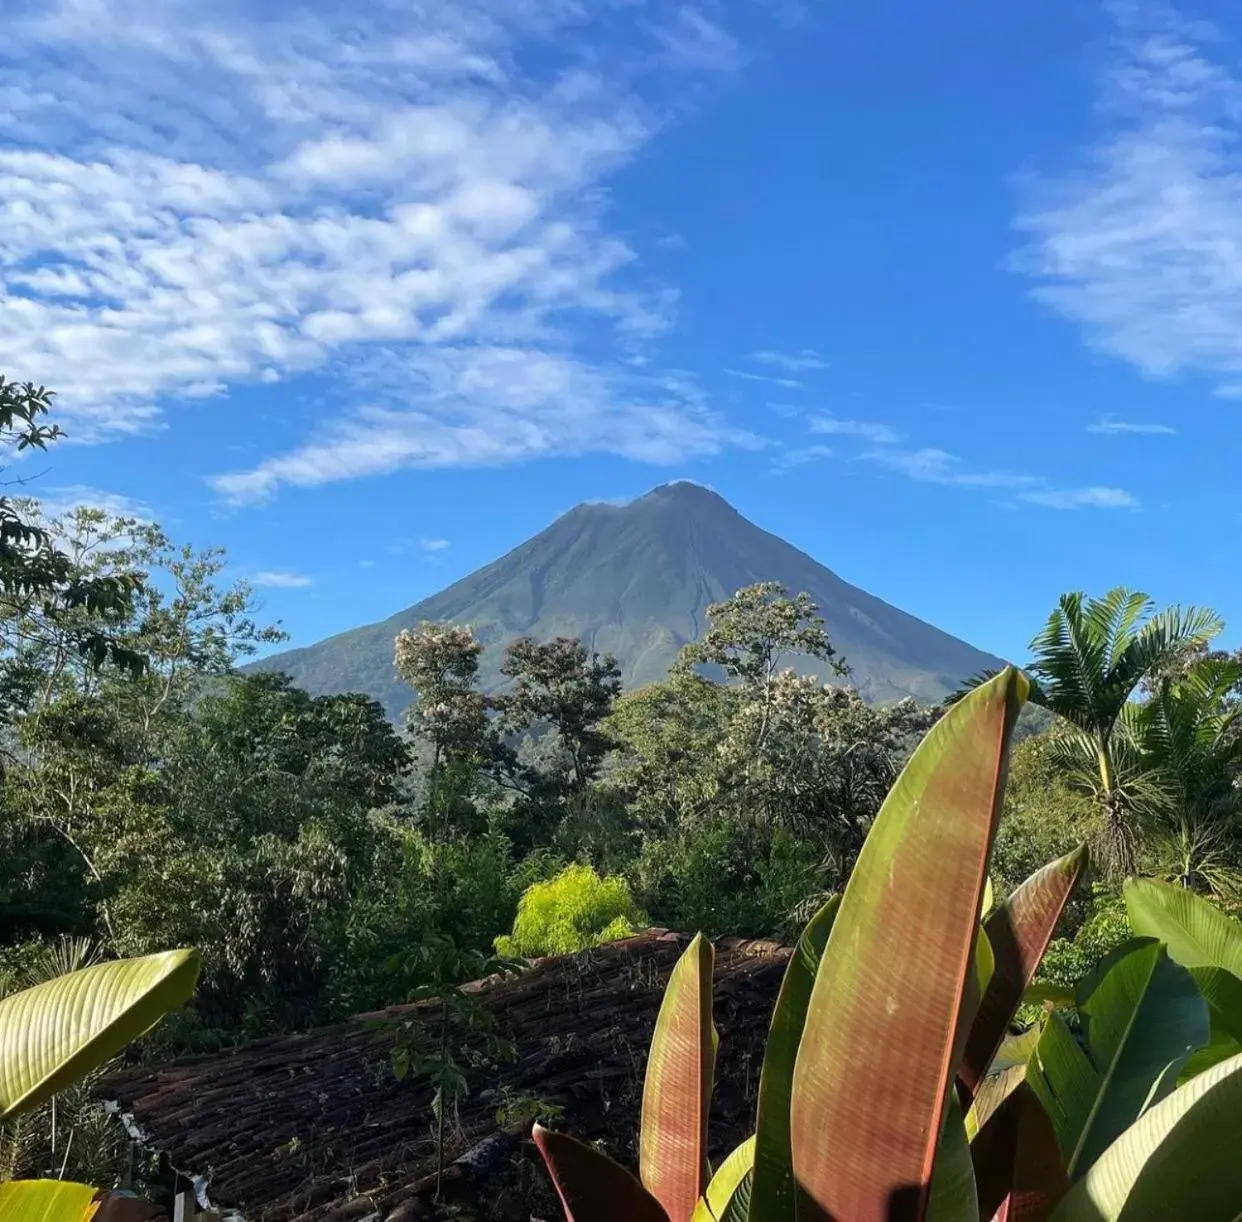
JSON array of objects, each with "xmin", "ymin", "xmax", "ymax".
[{"xmin": 4, "ymin": 0, "xmax": 1242, "ymax": 665}]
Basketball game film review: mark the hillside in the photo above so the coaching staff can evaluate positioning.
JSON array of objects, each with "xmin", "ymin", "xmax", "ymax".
[{"xmin": 249, "ymin": 482, "xmax": 1007, "ymax": 718}]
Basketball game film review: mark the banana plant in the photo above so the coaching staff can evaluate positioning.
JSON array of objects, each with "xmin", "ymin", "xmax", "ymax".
[
  {"xmin": 0, "ymin": 948, "xmax": 202, "ymax": 1122},
  {"xmin": 531, "ymin": 668, "xmax": 1242, "ymax": 1222},
  {"xmin": 0, "ymin": 1180, "xmax": 165, "ymax": 1220},
  {"xmin": 0, "ymin": 949, "xmax": 200, "ymax": 1216}
]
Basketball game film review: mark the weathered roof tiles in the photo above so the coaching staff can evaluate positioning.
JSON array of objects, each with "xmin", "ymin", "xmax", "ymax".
[{"xmin": 99, "ymin": 931, "xmax": 790, "ymax": 1221}]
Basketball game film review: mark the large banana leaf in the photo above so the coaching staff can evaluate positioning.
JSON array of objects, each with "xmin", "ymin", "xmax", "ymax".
[
  {"xmin": 748, "ymin": 896, "xmax": 838, "ymax": 1222},
  {"xmin": 0, "ymin": 1183, "xmax": 161, "ymax": 1221},
  {"xmin": 0, "ymin": 949, "xmax": 201, "ymax": 1121},
  {"xmin": 1026, "ymin": 939, "xmax": 1208, "ymax": 1180},
  {"xmin": 1049, "ymin": 1049, "xmax": 1242, "ymax": 1220},
  {"xmin": 789, "ymin": 667, "xmax": 1026, "ymax": 1222},
  {"xmin": 971, "ymin": 1082, "xmax": 1068, "ymax": 1222},
  {"xmin": 533, "ymin": 1125, "xmax": 669, "ymax": 1222},
  {"xmin": 694, "ymin": 1137, "xmax": 754, "ymax": 1222},
  {"xmin": 1124, "ymin": 878, "xmax": 1242, "ymax": 979},
  {"xmin": 925, "ymin": 1094, "xmax": 977, "ymax": 1222},
  {"xmin": 640, "ymin": 933, "xmax": 716, "ymax": 1222},
  {"xmin": 960, "ymin": 847, "xmax": 1090, "ymax": 1103},
  {"xmin": 965, "ymin": 1026, "xmax": 1041, "ymax": 1141}
]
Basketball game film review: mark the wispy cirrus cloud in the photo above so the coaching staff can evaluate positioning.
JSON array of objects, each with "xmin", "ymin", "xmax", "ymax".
[
  {"xmin": 252, "ymin": 569, "xmax": 313, "ymax": 588},
  {"xmin": 2, "ymin": 0, "xmax": 769, "ymax": 500},
  {"xmin": 1087, "ymin": 414, "xmax": 1176, "ymax": 435},
  {"xmin": 749, "ymin": 347, "xmax": 829, "ymax": 373},
  {"xmin": 808, "ymin": 414, "xmax": 900, "ymax": 445},
  {"xmin": 1013, "ymin": 5, "xmax": 1242, "ymax": 392},
  {"xmin": 724, "ymin": 367, "xmax": 804, "ymax": 389},
  {"xmin": 419, "ymin": 537, "xmax": 451, "ymax": 553},
  {"xmin": 770, "ymin": 443, "xmax": 834, "ymax": 472},
  {"xmin": 863, "ymin": 446, "xmax": 1138, "ymax": 510}
]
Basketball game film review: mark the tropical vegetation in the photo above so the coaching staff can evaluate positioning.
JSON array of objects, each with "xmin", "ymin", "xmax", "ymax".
[{"xmin": 5, "ymin": 371, "xmax": 1242, "ymax": 1215}]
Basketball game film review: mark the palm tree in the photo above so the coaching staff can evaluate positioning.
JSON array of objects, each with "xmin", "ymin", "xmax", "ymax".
[
  {"xmin": 952, "ymin": 588, "xmax": 1223, "ymax": 877},
  {"xmin": 1127, "ymin": 655, "xmax": 1242, "ymax": 897}
]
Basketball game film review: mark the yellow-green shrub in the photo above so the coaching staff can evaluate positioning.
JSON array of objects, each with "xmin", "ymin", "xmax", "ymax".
[{"xmin": 494, "ymin": 865, "xmax": 643, "ymax": 958}]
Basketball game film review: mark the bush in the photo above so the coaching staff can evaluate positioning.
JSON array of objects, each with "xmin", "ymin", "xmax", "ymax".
[{"xmin": 494, "ymin": 864, "xmax": 643, "ymax": 958}]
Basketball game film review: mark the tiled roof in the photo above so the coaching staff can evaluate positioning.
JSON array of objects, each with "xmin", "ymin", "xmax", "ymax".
[{"xmin": 99, "ymin": 931, "xmax": 790, "ymax": 1221}]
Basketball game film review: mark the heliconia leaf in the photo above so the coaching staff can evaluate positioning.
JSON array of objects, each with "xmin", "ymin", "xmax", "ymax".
[
  {"xmin": 1186, "ymin": 965, "xmax": 1242, "ymax": 1043},
  {"xmin": 533, "ymin": 1125, "xmax": 670, "ymax": 1222},
  {"xmin": 789, "ymin": 666, "xmax": 1027, "ymax": 1222},
  {"xmin": 641, "ymin": 933, "xmax": 716, "ymax": 1222},
  {"xmin": 1049, "ymin": 1050, "xmax": 1242, "ymax": 1220},
  {"xmin": 748, "ymin": 896, "xmax": 839, "ymax": 1222},
  {"xmin": 925, "ymin": 1094, "xmax": 977, "ymax": 1222},
  {"xmin": 1027, "ymin": 940, "xmax": 1208, "ymax": 1180},
  {"xmin": 965, "ymin": 1026, "xmax": 1040, "ymax": 1141},
  {"xmin": 1123, "ymin": 878, "xmax": 1242, "ymax": 978},
  {"xmin": 0, "ymin": 1182, "xmax": 161, "ymax": 1221},
  {"xmin": 703, "ymin": 1137, "xmax": 754, "ymax": 1221},
  {"xmin": 960, "ymin": 847, "xmax": 1090, "ymax": 1104},
  {"xmin": 971, "ymin": 1083, "xmax": 1069, "ymax": 1222},
  {"xmin": 0, "ymin": 1181, "xmax": 99, "ymax": 1222},
  {"xmin": 1022, "ymin": 982, "xmax": 1076, "ymax": 1011},
  {"xmin": 1026, "ymin": 1013, "xmax": 1097, "ymax": 1170},
  {"xmin": 0, "ymin": 950, "xmax": 202, "ymax": 1122}
]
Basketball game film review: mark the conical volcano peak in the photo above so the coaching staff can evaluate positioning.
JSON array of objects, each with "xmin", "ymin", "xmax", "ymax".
[{"xmin": 250, "ymin": 483, "xmax": 1005, "ymax": 718}]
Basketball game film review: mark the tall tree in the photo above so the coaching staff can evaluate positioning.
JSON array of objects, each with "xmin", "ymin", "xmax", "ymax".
[{"xmin": 496, "ymin": 636, "xmax": 622, "ymax": 791}]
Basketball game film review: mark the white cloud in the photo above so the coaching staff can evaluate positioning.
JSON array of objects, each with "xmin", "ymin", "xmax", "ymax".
[
  {"xmin": 808, "ymin": 414, "xmax": 900, "ymax": 445},
  {"xmin": 1013, "ymin": 7, "xmax": 1242, "ymax": 389},
  {"xmin": 419, "ymin": 536, "xmax": 450, "ymax": 552},
  {"xmin": 863, "ymin": 446, "xmax": 1138, "ymax": 510},
  {"xmin": 2, "ymin": 0, "xmax": 763, "ymax": 496},
  {"xmin": 724, "ymin": 368, "xmax": 804, "ymax": 389},
  {"xmin": 252, "ymin": 569, "xmax": 313, "ymax": 588},
  {"xmin": 771, "ymin": 443, "xmax": 834, "ymax": 471},
  {"xmin": 33, "ymin": 484, "xmax": 153, "ymax": 521},
  {"xmin": 1087, "ymin": 414, "xmax": 1176, "ymax": 435},
  {"xmin": 1018, "ymin": 486, "xmax": 1140, "ymax": 510},
  {"xmin": 749, "ymin": 348, "xmax": 829, "ymax": 373}
]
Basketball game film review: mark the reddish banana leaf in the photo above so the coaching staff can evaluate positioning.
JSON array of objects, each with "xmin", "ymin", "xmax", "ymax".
[
  {"xmin": 971, "ymin": 1082, "xmax": 1069, "ymax": 1222},
  {"xmin": 640, "ymin": 933, "xmax": 716, "ymax": 1222},
  {"xmin": 959, "ymin": 846, "xmax": 1090, "ymax": 1104},
  {"xmin": 748, "ymin": 896, "xmax": 840, "ymax": 1222},
  {"xmin": 789, "ymin": 666, "xmax": 1027, "ymax": 1222},
  {"xmin": 533, "ymin": 1125, "xmax": 669, "ymax": 1222}
]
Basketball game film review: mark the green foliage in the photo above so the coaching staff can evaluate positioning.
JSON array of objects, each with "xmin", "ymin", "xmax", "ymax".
[{"xmin": 495, "ymin": 864, "xmax": 643, "ymax": 958}]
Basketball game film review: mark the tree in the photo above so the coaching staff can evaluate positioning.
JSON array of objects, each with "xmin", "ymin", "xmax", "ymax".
[
  {"xmin": 1128, "ymin": 655, "xmax": 1242, "ymax": 897},
  {"xmin": 0, "ymin": 380, "xmax": 147, "ymax": 731},
  {"xmin": 953, "ymin": 588, "xmax": 1224, "ymax": 878},
  {"xmin": 496, "ymin": 636, "xmax": 622, "ymax": 791}
]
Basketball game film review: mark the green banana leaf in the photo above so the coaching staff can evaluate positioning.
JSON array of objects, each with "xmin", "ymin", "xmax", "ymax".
[
  {"xmin": 960, "ymin": 846, "xmax": 1090, "ymax": 1103},
  {"xmin": 697, "ymin": 1137, "xmax": 754, "ymax": 1222},
  {"xmin": 1050, "ymin": 1049, "xmax": 1242, "ymax": 1220},
  {"xmin": 0, "ymin": 1183, "xmax": 161, "ymax": 1221},
  {"xmin": 0, "ymin": 1182, "xmax": 99, "ymax": 1222},
  {"xmin": 533, "ymin": 1124, "xmax": 669, "ymax": 1222},
  {"xmin": 747, "ymin": 895, "xmax": 838, "ymax": 1222},
  {"xmin": 0, "ymin": 949, "xmax": 201, "ymax": 1121},
  {"xmin": 1027, "ymin": 939, "xmax": 1208, "ymax": 1180},
  {"xmin": 1124, "ymin": 878, "xmax": 1242, "ymax": 978},
  {"xmin": 640, "ymin": 933, "xmax": 716, "ymax": 1222},
  {"xmin": 789, "ymin": 667, "xmax": 1026, "ymax": 1221}
]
